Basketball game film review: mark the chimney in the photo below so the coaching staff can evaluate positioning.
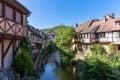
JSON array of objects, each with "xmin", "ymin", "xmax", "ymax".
[
  {"xmin": 103, "ymin": 15, "xmax": 106, "ymax": 22},
  {"xmin": 76, "ymin": 23, "xmax": 78, "ymax": 28},
  {"xmin": 112, "ymin": 13, "xmax": 115, "ymax": 18}
]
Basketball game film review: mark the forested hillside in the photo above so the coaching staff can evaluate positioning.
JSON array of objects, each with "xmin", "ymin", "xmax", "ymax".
[{"xmin": 40, "ymin": 25, "xmax": 73, "ymax": 35}]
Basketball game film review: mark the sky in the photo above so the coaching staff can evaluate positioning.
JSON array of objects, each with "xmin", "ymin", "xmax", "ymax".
[{"xmin": 18, "ymin": 0, "xmax": 120, "ymax": 29}]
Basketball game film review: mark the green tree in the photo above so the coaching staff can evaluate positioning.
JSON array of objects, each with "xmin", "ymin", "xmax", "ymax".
[
  {"xmin": 108, "ymin": 43, "xmax": 115, "ymax": 54},
  {"xmin": 13, "ymin": 38, "xmax": 34, "ymax": 76},
  {"xmin": 54, "ymin": 25, "xmax": 77, "ymax": 65},
  {"xmin": 90, "ymin": 44, "xmax": 106, "ymax": 54},
  {"xmin": 75, "ymin": 53, "xmax": 119, "ymax": 80}
]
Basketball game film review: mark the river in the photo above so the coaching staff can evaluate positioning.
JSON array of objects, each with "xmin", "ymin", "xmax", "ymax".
[{"xmin": 39, "ymin": 51, "xmax": 75, "ymax": 80}]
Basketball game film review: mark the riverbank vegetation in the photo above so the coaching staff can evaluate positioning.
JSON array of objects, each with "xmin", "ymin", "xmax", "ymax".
[
  {"xmin": 43, "ymin": 24, "xmax": 120, "ymax": 80},
  {"xmin": 53, "ymin": 25, "xmax": 77, "ymax": 67},
  {"xmin": 74, "ymin": 44, "xmax": 120, "ymax": 80}
]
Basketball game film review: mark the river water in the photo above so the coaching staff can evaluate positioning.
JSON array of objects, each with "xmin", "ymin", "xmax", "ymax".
[{"xmin": 39, "ymin": 51, "xmax": 75, "ymax": 80}]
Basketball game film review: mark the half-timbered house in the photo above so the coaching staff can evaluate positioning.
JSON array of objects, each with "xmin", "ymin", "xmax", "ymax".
[
  {"xmin": 28, "ymin": 25, "xmax": 43, "ymax": 65},
  {"xmin": 76, "ymin": 14, "xmax": 120, "ymax": 53},
  {"xmin": 0, "ymin": 0, "xmax": 30, "ymax": 68}
]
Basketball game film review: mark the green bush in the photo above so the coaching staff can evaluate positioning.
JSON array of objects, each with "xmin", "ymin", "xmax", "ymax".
[
  {"xmin": 46, "ymin": 44, "xmax": 54, "ymax": 53},
  {"xmin": 85, "ymin": 54, "xmax": 117, "ymax": 80},
  {"xmin": 108, "ymin": 43, "xmax": 115, "ymax": 54},
  {"xmin": 109, "ymin": 53, "xmax": 120, "ymax": 68},
  {"xmin": 90, "ymin": 44, "xmax": 106, "ymax": 54},
  {"xmin": 13, "ymin": 49, "xmax": 34, "ymax": 76},
  {"xmin": 75, "ymin": 44, "xmax": 120, "ymax": 80},
  {"xmin": 75, "ymin": 53, "xmax": 120, "ymax": 80},
  {"xmin": 20, "ymin": 38, "xmax": 32, "ymax": 55},
  {"xmin": 12, "ymin": 38, "xmax": 34, "ymax": 76}
]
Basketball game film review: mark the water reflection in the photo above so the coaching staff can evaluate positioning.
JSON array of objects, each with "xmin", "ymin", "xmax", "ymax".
[
  {"xmin": 40, "ymin": 51, "xmax": 74, "ymax": 80},
  {"xmin": 40, "ymin": 52, "xmax": 60, "ymax": 80},
  {"xmin": 40, "ymin": 63, "xmax": 60, "ymax": 80}
]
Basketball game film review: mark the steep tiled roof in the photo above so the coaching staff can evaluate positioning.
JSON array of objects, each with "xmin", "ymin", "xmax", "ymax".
[
  {"xmin": 115, "ymin": 18, "xmax": 120, "ymax": 22},
  {"xmin": 82, "ymin": 20, "xmax": 101, "ymax": 33},
  {"xmin": 28, "ymin": 25, "xmax": 42, "ymax": 38},
  {"xmin": 97, "ymin": 18, "xmax": 120, "ymax": 32},
  {"xmin": 75, "ymin": 20, "xmax": 94, "ymax": 33},
  {"xmin": 76, "ymin": 15, "xmax": 120, "ymax": 34},
  {"xmin": 4, "ymin": 0, "xmax": 30, "ymax": 15}
]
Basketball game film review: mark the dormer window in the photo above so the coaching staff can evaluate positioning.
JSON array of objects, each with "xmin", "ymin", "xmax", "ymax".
[{"xmin": 115, "ymin": 21, "xmax": 120, "ymax": 26}]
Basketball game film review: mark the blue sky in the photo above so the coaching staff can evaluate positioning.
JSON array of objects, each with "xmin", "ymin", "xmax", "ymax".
[{"xmin": 19, "ymin": 0, "xmax": 120, "ymax": 29}]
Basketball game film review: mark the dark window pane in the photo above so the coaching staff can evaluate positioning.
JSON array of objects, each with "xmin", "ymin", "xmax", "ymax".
[
  {"xmin": 16, "ymin": 11, "xmax": 21, "ymax": 24},
  {"xmin": 5, "ymin": 6, "xmax": 14, "ymax": 20}
]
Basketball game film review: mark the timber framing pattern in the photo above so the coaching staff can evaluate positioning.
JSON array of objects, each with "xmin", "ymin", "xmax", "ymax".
[{"xmin": 0, "ymin": 0, "xmax": 30, "ymax": 68}]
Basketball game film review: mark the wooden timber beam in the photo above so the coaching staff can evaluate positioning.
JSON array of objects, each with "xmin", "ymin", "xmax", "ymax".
[
  {"xmin": 0, "ymin": 19, "xmax": 5, "ymax": 32},
  {"xmin": 3, "ymin": 39, "xmax": 13, "ymax": 58},
  {"xmin": 6, "ymin": 20, "xmax": 15, "ymax": 34},
  {"xmin": 13, "ymin": 40, "xmax": 22, "ymax": 59},
  {"xmin": 1, "ymin": 39, "xmax": 4, "ymax": 68},
  {"xmin": 12, "ymin": 39, "xmax": 15, "ymax": 60},
  {"xmin": 16, "ymin": 25, "xmax": 24, "ymax": 35}
]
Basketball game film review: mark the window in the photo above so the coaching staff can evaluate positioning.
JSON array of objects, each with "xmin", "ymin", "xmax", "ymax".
[
  {"xmin": 82, "ymin": 34, "xmax": 84, "ymax": 39},
  {"xmin": 5, "ymin": 5, "xmax": 14, "ymax": 20},
  {"xmin": 118, "ymin": 45, "xmax": 120, "ymax": 50},
  {"xmin": 117, "ymin": 32, "xmax": 120, "ymax": 37},
  {"xmin": 102, "ymin": 33, "xmax": 105, "ymax": 38},
  {"xmin": 99, "ymin": 33, "xmax": 105, "ymax": 38},
  {"xmin": 99, "ymin": 33, "xmax": 102, "ymax": 38},
  {"xmin": 113, "ymin": 32, "xmax": 120, "ymax": 37},
  {"xmin": 95, "ymin": 34, "xmax": 99, "ymax": 39},
  {"xmin": 84, "ymin": 34, "xmax": 86, "ymax": 39},
  {"xmin": 0, "ymin": 2, "xmax": 2, "ymax": 16},
  {"xmin": 115, "ymin": 22, "xmax": 120, "ymax": 26},
  {"xmin": 16, "ymin": 11, "xmax": 22, "ymax": 24},
  {"xmin": 80, "ymin": 35, "xmax": 82, "ymax": 39},
  {"xmin": 86, "ymin": 34, "xmax": 89, "ymax": 39},
  {"xmin": 85, "ymin": 34, "xmax": 87, "ymax": 39}
]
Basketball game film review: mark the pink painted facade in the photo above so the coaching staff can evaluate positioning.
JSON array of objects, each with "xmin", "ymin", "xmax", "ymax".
[{"xmin": 0, "ymin": 0, "xmax": 30, "ymax": 68}]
